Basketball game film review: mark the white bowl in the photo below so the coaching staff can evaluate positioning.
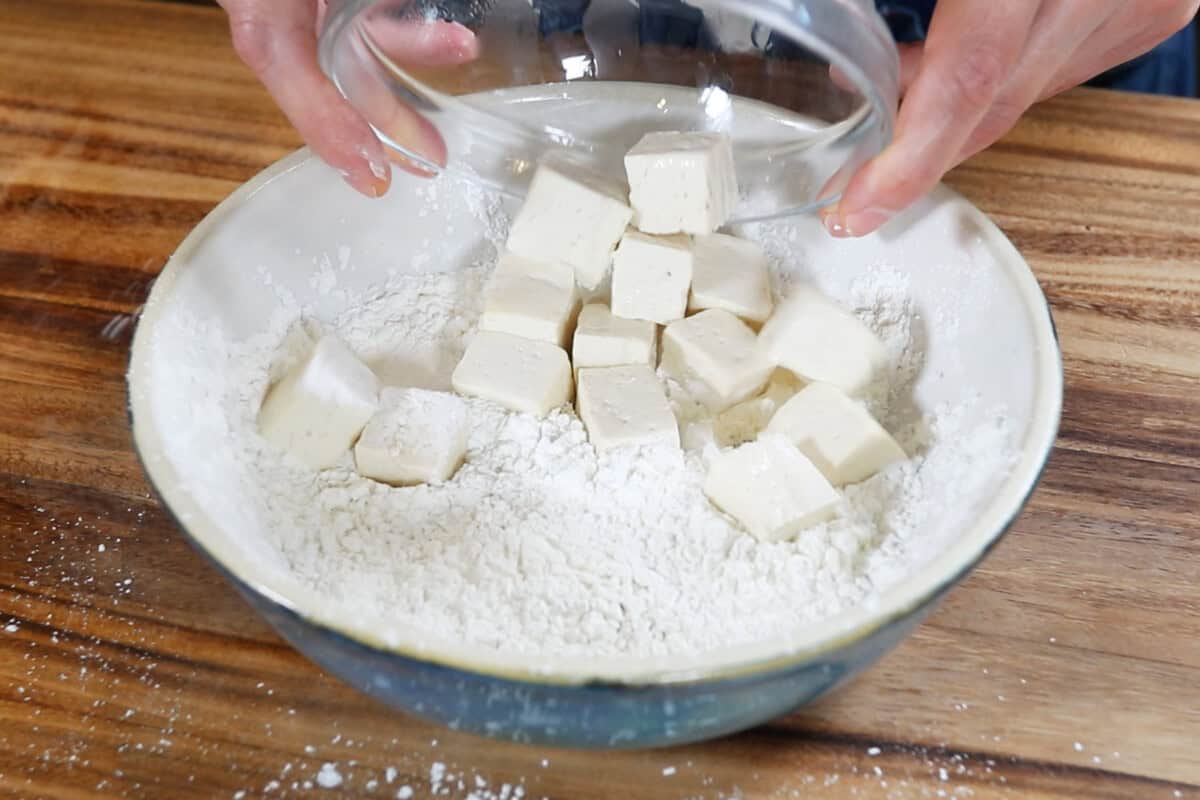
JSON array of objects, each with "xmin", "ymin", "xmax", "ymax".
[{"xmin": 128, "ymin": 88, "xmax": 1061, "ymax": 733}]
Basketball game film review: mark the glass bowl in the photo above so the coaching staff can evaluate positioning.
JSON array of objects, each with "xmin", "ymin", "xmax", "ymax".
[{"xmin": 318, "ymin": 0, "xmax": 900, "ymax": 222}]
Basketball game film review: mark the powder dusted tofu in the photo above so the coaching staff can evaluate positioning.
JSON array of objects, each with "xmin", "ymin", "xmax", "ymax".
[
  {"xmin": 661, "ymin": 308, "xmax": 773, "ymax": 411},
  {"xmin": 572, "ymin": 303, "xmax": 657, "ymax": 371},
  {"xmin": 758, "ymin": 287, "xmax": 886, "ymax": 395},
  {"xmin": 766, "ymin": 382, "xmax": 906, "ymax": 486},
  {"xmin": 354, "ymin": 388, "xmax": 468, "ymax": 485},
  {"xmin": 258, "ymin": 334, "xmax": 380, "ymax": 469},
  {"xmin": 506, "ymin": 157, "xmax": 634, "ymax": 290},
  {"xmin": 610, "ymin": 231, "xmax": 694, "ymax": 325},
  {"xmin": 689, "ymin": 233, "xmax": 773, "ymax": 323},
  {"xmin": 711, "ymin": 370, "xmax": 806, "ymax": 447},
  {"xmin": 479, "ymin": 253, "xmax": 581, "ymax": 348},
  {"xmin": 451, "ymin": 331, "xmax": 572, "ymax": 416},
  {"xmin": 577, "ymin": 365, "xmax": 679, "ymax": 452},
  {"xmin": 703, "ymin": 435, "xmax": 840, "ymax": 541},
  {"xmin": 624, "ymin": 131, "xmax": 738, "ymax": 235}
]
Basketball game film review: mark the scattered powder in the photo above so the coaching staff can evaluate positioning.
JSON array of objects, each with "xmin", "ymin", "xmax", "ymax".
[
  {"xmin": 316, "ymin": 762, "xmax": 342, "ymax": 789},
  {"xmin": 149, "ymin": 174, "xmax": 1018, "ymax": 661}
]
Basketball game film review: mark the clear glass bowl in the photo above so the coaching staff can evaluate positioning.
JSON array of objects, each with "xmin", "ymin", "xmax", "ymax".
[{"xmin": 318, "ymin": 0, "xmax": 899, "ymax": 222}]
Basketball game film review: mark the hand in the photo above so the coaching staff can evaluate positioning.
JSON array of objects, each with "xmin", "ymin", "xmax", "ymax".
[
  {"xmin": 822, "ymin": 0, "xmax": 1199, "ymax": 237},
  {"xmin": 218, "ymin": 0, "xmax": 478, "ymax": 197}
]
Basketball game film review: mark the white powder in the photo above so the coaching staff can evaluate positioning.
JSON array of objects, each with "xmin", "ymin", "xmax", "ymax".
[
  {"xmin": 316, "ymin": 762, "xmax": 342, "ymax": 788},
  {"xmin": 150, "ymin": 175, "xmax": 1018, "ymax": 661}
]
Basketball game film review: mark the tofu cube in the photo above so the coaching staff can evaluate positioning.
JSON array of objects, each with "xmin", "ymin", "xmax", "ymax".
[
  {"xmin": 765, "ymin": 382, "xmax": 906, "ymax": 485},
  {"xmin": 506, "ymin": 157, "xmax": 633, "ymax": 290},
  {"xmin": 689, "ymin": 233, "xmax": 774, "ymax": 324},
  {"xmin": 624, "ymin": 131, "xmax": 738, "ymax": 235},
  {"xmin": 451, "ymin": 330, "xmax": 572, "ymax": 416},
  {"xmin": 490, "ymin": 248, "xmax": 576, "ymax": 288},
  {"xmin": 576, "ymin": 365, "xmax": 679, "ymax": 451},
  {"xmin": 572, "ymin": 303, "xmax": 657, "ymax": 371},
  {"xmin": 479, "ymin": 252, "xmax": 581, "ymax": 348},
  {"xmin": 258, "ymin": 334, "xmax": 380, "ymax": 469},
  {"xmin": 354, "ymin": 387, "xmax": 468, "ymax": 485},
  {"xmin": 703, "ymin": 435, "xmax": 840, "ymax": 541},
  {"xmin": 661, "ymin": 309, "xmax": 773, "ymax": 411},
  {"xmin": 758, "ymin": 287, "xmax": 886, "ymax": 395},
  {"xmin": 610, "ymin": 231, "xmax": 694, "ymax": 324}
]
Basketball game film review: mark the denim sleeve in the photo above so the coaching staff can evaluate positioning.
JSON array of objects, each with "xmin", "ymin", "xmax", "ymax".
[
  {"xmin": 527, "ymin": 0, "xmax": 1197, "ymax": 98},
  {"xmin": 874, "ymin": 1, "xmax": 1196, "ymax": 98}
]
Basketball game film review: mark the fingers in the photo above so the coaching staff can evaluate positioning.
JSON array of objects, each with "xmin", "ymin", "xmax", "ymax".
[
  {"xmin": 1041, "ymin": 0, "xmax": 1200, "ymax": 98},
  {"xmin": 897, "ymin": 42, "xmax": 923, "ymax": 95},
  {"xmin": 222, "ymin": 0, "xmax": 396, "ymax": 196},
  {"xmin": 952, "ymin": 0, "xmax": 1111, "ymax": 162},
  {"xmin": 366, "ymin": 19, "xmax": 481, "ymax": 67},
  {"xmin": 823, "ymin": 0, "xmax": 1043, "ymax": 237}
]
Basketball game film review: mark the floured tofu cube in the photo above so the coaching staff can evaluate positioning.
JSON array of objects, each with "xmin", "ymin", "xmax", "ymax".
[
  {"xmin": 451, "ymin": 330, "xmax": 572, "ymax": 416},
  {"xmin": 766, "ymin": 381, "xmax": 906, "ymax": 485},
  {"xmin": 354, "ymin": 387, "xmax": 468, "ymax": 485},
  {"xmin": 490, "ymin": 248, "xmax": 576, "ymax": 287},
  {"xmin": 610, "ymin": 231, "xmax": 694, "ymax": 324},
  {"xmin": 506, "ymin": 157, "xmax": 633, "ymax": 290},
  {"xmin": 661, "ymin": 309, "xmax": 773, "ymax": 411},
  {"xmin": 703, "ymin": 435, "xmax": 840, "ymax": 542},
  {"xmin": 572, "ymin": 303, "xmax": 657, "ymax": 371},
  {"xmin": 258, "ymin": 334, "xmax": 380, "ymax": 469},
  {"xmin": 712, "ymin": 371, "xmax": 804, "ymax": 447},
  {"xmin": 479, "ymin": 252, "xmax": 581, "ymax": 348},
  {"xmin": 758, "ymin": 287, "xmax": 885, "ymax": 395},
  {"xmin": 577, "ymin": 365, "xmax": 679, "ymax": 451},
  {"xmin": 624, "ymin": 131, "xmax": 738, "ymax": 235},
  {"xmin": 689, "ymin": 233, "xmax": 773, "ymax": 324}
]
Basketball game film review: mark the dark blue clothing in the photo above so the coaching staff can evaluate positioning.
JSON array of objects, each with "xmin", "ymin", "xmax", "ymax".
[
  {"xmin": 525, "ymin": 0, "xmax": 1197, "ymax": 98},
  {"xmin": 876, "ymin": 1, "xmax": 1196, "ymax": 97}
]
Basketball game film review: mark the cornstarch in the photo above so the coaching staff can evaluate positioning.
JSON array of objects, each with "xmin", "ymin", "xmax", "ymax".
[{"xmin": 172, "ymin": 180, "xmax": 1017, "ymax": 659}]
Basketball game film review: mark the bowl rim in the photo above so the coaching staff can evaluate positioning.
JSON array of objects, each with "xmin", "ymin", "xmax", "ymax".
[{"xmin": 128, "ymin": 146, "xmax": 1063, "ymax": 688}]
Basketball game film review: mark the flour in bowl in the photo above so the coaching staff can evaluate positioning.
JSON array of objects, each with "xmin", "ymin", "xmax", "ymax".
[{"xmin": 167, "ymin": 226, "xmax": 1017, "ymax": 658}]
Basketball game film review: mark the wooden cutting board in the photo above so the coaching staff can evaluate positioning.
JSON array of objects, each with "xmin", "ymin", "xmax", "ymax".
[{"xmin": 1, "ymin": 0, "xmax": 1198, "ymax": 797}]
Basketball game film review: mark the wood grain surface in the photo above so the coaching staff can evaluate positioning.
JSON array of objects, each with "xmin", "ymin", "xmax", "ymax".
[{"xmin": 2, "ymin": 0, "xmax": 1199, "ymax": 797}]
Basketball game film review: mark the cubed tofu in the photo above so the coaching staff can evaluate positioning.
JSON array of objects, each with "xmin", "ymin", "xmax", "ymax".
[
  {"xmin": 661, "ymin": 309, "xmax": 773, "ymax": 411},
  {"xmin": 610, "ymin": 231, "xmax": 694, "ymax": 325},
  {"xmin": 354, "ymin": 387, "xmax": 468, "ymax": 485},
  {"xmin": 572, "ymin": 303, "xmax": 657, "ymax": 371},
  {"xmin": 479, "ymin": 253, "xmax": 581, "ymax": 348},
  {"xmin": 703, "ymin": 435, "xmax": 840, "ymax": 541},
  {"xmin": 712, "ymin": 371, "xmax": 804, "ymax": 447},
  {"xmin": 757, "ymin": 287, "xmax": 885, "ymax": 395},
  {"xmin": 689, "ymin": 233, "xmax": 773, "ymax": 324},
  {"xmin": 576, "ymin": 365, "xmax": 679, "ymax": 451},
  {"xmin": 258, "ymin": 334, "xmax": 380, "ymax": 469},
  {"xmin": 451, "ymin": 331, "xmax": 572, "ymax": 416},
  {"xmin": 506, "ymin": 157, "xmax": 633, "ymax": 290},
  {"xmin": 624, "ymin": 131, "xmax": 738, "ymax": 235},
  {"xmin": 765, "ymin": 382, "xmax": 906, "ymax": 485},
  {"xmin": 490, "ymin": 248, "xmax": 576, "ymax": 288}
]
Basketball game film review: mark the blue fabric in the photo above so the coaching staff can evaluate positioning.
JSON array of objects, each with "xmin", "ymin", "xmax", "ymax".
[
  {"xmin": 874, "ymin": 1, "xmax": 1197, "ymax": 97},
  {"xmin": 528, "ymin": 0, "xmax": 1197, "ymax": 98}
]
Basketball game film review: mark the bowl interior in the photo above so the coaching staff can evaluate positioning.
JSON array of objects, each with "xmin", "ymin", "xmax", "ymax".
[
  {"xmin": 320, "ymin": 0, "xmax": 899, "ymax": 219},
  {"xmin": 129, "ymin": 86, "xmax": 1060, "ymax": 685}
]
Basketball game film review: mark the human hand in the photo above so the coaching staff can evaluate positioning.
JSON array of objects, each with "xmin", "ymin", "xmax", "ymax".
[
  {"xmin": 217, "ymin": 0, "xmax": 478, "ymax": 197},
  {"xmin": 822, "ymin": 0, "xmax": 1199, "ymax": 237}
]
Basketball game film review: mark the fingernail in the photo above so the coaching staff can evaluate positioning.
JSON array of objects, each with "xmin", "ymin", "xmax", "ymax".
[
  {"xmin": 821, "ymin": 207, "xmax": 851, "ymax": 238},
  {"xmin": 841, "ymin": 207, "xmax": 894, "ymax": 236},
  {"xmin": 338, "ymin": 166, "xmax": 388, "ymax": 198}
]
